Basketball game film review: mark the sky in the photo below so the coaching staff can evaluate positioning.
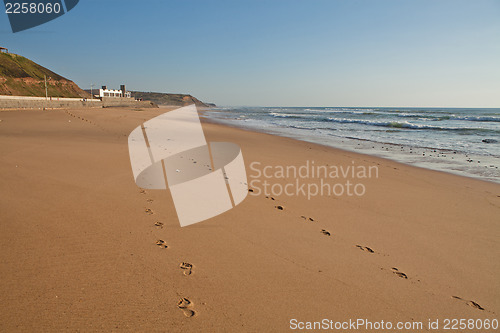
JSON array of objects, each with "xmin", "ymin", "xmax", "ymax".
[{"xmin": 1, "ymin": 0, "xmax": 499, "ymax": 107}]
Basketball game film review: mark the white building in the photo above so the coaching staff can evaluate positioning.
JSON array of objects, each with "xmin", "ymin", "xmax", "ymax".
[{"xmin": 98, "ymin": 85, "xmax": 131, "ymax": 98}]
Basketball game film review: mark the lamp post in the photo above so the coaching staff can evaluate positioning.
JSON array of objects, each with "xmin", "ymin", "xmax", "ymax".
[{"xmin": 44, "ymin": 75, "xmax": 48, "ymax": 100}]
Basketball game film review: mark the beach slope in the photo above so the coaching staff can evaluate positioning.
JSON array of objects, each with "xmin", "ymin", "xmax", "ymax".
[{"xmin": 0, "ymin": 107, "xmax": 498, "ymax": 331}]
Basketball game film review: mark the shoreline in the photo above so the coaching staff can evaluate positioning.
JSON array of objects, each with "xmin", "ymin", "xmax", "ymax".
[{"xmin": 201, "ymin": 113, "xmax": 500, "ymax": 185}]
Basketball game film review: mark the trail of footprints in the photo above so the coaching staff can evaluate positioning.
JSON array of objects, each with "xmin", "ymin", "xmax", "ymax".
[
  {"xmin": 257, "ymin": 188, "xmax": 487, "ymax": 312},
  {"xmin": 64, "ymin": 110, "xmax": 106, "ymax": 131},
  {"xmin": 140, "ymin": 185, "xmax": 487, "ymax": 316},
  {"xmin": 140, "ymin": 189, "xmax": 198, "ymax": 318},
  {"xmin": 265, "ymin": 189, "xmax": 411, "ymax": 281},
  {"xmin": 64, "ymin": 110, "xmax": 129, "ymax": 137},
  {"xmin": 271, "ymin": 200, "xmax": 332, "ymax": 237}
]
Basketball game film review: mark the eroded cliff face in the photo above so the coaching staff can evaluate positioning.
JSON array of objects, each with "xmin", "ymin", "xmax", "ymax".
[
  {"xmin": 0, "ymin": 76, "xmax": 89, "ymax": 98},
  {"xmin": 0, "ymin": 52, "xmax": 89, "ymax": 98}
]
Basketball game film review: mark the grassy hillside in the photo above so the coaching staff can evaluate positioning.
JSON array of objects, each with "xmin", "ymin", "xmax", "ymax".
[
  {"xmin": 130, "ymin": 91, "xmax": 215, "ymax": 108},
  {"xmin": 0, "ymin": 52, "xmax": 89, "ymax": 98}
]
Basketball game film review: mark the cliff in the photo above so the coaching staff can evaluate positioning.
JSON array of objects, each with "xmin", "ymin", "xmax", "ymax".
[{"xmin": 0, "ymin": 52, "xmax": 89, "ymax": 98}]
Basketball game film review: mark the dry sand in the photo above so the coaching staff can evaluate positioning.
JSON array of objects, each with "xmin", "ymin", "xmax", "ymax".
[{"xmin": 0, "ymin": 107, "xmax": 499, "ymax": 332}]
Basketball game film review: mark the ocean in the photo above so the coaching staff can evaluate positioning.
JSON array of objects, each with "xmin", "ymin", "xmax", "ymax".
[{"xmin": 203, "ymin": 107, "xmax": 500, "ymax": 183}]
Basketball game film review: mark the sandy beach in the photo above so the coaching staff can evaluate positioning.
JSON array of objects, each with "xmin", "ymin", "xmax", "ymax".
[{"xmin": 1, "ymin": 106, "xmax": 499, "ymax": 332}]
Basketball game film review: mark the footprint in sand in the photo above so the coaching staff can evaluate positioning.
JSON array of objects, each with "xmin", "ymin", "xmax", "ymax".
[
  {"xmin": 356, "ymin": 245, "xmax": 375, "ymax": 253},
  {"xmin": 266, "ymin": 196, "xmax": 276, "ymax": 200},
  {"xmin": 275, "ymin": 205, "xmax": 284, "ymax": 210},
  {"xmin": 139, "ymin": 189, "xmax": 147, "ymax": 194},
  {"xmin": 180, "ymin": 262, "xmax": 193, "ymax": 276},
  {"xmin": 452, "ymin": 296, "xmax": 485, "ymax": 310},
  {"xmin": 146, "ymin": 199, "xmax": 154, "ymax": 203},
  {"xmin": 391, "ymin": 267, "xmax": 408, "ymax": 279},
  {"xmin": 154, "ymin": 221, "xmax": 164, "ymax": 228},
  {"xmin": 301, "ymin": 216, "xmax": 315, "ymax": 222},
  {"xmin": 321, "ymin": 229, "xmax": 331, "ymax": 236},
  {"xmin": 145, "ymin": 208, "xmax": 154, "ymax": 215},
  {"xmin": 177, "ymin": 298, "xmax": 196, "ymax": 317},
  {"xmin": 155, "ymin": 239, "xmax": 168, "ymax": 249}
]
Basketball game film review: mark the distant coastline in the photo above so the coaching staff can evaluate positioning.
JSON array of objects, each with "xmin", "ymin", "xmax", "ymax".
[{"xmin": 129, "ymin": 91, "xmax": 215, "ymax": 108}]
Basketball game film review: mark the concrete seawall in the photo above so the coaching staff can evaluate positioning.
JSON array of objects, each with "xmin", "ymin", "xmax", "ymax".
[{"xmin": 0, "ymin": 96, "xmax": 158, "ymax": 109}]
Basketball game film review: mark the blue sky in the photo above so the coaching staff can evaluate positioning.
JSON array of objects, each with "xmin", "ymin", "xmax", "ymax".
[{"xmin": 1, "ymin": 0, "xmax": 499, "ymax": 107}]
